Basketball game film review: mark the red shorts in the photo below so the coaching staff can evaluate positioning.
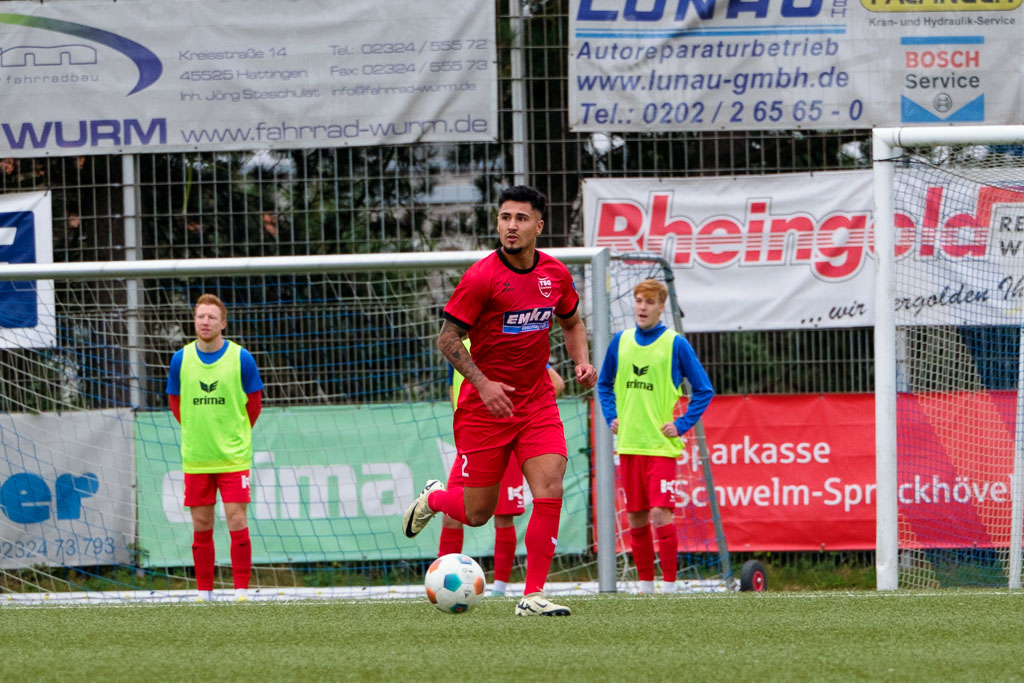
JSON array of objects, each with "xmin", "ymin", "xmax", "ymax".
[
  {"xmin": 453, "ymin": 400, "xmax": 566, "ymax": 488},
  {"xmin": 184, "ymin": 470, "xmax": 251, "ymax": 507},
  {"xmin": 620, "ymin": 454, "xmax": 678, "ymax": 513},
  {"xmin": 446, "ymin": 454, "xmax": 526, "ymax": 516}
]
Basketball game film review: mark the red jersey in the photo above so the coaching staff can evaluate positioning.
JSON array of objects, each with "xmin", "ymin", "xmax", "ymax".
[{"xmin": 443, "ymin": 249, "xmax": 579, "ymax": 409}]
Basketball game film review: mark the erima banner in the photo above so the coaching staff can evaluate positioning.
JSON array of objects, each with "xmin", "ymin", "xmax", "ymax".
[
  {"xmin": 0, "ymin": 190, "xmax": 55, "ymax": 348},
  {"xmin": 585, "ymin": 172, "xmax": 1024, "ymax": 331},
  {"xmin": 0, "ymin": 410, "xmax": 135, "ymax": 569},
  {"xmin": 0, "ymin": 0, "xmax": 497, "ymax": 157},
  {"xmin": 570, "ymin": 0, "xmax": 1023, "ymax": 131},
  {"xmin": 136, "ymin": 403, "xmax": 590, "ymax": 567}
]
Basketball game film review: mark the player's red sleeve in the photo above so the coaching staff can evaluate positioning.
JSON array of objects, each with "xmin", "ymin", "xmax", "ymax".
[
  {"xmin": 444, "ymin": 263, "xmax": 486, "ymax": 327},
  {"xmin": 246, "ymin": 390, "xmax": 262, "ymax": 427},
  {"xmin": 169, "ymin": 394, "xmax": 181, "ymax": 423},
  {"xmin": 555, "ymin": 264, "xmax": 580, "ymax": 318}
]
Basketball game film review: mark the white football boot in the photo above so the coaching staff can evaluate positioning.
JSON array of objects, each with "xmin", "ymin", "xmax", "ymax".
[
  {"xmin": 514, "ymin": 592, "xmax": 571, "ymax": 616},
  {"xmin": 402, "ymin": 479, "xmax": 444, "ymax": 538}
]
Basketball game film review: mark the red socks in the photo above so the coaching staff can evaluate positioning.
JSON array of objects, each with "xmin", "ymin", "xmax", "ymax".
[
  {"xmin": 192, "ymin": 528, "xmax": 253, "ymax": 591},
  {"xmin": 629, "ymin": 525, "xmax": 656, "ymax": 582},
  {"xmin": 438, "ymin": 525, "xmax": 464, "ymax": 557},
  {"xmin": 654, "ymin": 524, "xmax": 678, "ymax": 583},
  {"xmin": 630, "ymin": 524, "xmax": 678, "ymax": 582},
  {"xmin": 192, "ymin": 529, "xmax": 215, "ymax": 591},
  {"xmin": 439, "ymin": 522, "xmax": 516, "ymax": 583},
  {"xmin": 492, "ymin": 525, "xmax": 518, "ymax": 583},
  {"xmin": 428, "ymin": 488, "xmax": 470, "ymax": 525},
  {"xmin": 229, "ymin": 527, "xmax": 252, "ymax": 590},
  {"xmin": 524, "ymin": 498, "xmax": 561, "ymax": 595}
]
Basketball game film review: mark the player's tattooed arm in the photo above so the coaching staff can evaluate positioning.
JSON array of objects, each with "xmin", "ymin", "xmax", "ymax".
[
  {"xmin": 437, "ymin": 320, "xmax": 487, "ymax": 388},
  {"xmin": 438, "ymin": 319, "xmax": 516, "ymax": 418}
]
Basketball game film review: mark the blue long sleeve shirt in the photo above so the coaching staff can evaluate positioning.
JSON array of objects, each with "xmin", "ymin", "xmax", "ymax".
[{"xmin": 597, "ymin": 323, "xmax": 714, "ymax": 436}]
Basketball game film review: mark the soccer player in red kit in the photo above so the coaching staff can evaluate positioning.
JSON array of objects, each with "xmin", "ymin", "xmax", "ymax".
[{"xmin": 403, "ymin": 185, "xmax": 597, "ymax": 616}]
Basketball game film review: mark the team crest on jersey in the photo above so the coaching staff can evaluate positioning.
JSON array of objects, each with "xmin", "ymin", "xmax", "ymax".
[{"xmin": 537, "ymin": 277, "xmax": 552, "ymax": 298}]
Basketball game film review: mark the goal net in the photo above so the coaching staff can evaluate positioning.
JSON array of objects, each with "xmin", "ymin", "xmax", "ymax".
[
  {"xmin": 0, "ymin": 247, "xmax": 727, "ymax": 602},
  {"xmin": 874, "ymin": 126, "xmax": 1024, "ymax": 589},
  {"xmin": 606, "ymin": 255, "xmax": 730, "ymax": 592}
]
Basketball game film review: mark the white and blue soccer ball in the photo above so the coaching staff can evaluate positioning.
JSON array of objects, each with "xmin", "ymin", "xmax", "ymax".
[{"xmin": 424, "ymin": 553, "xmax": 486, "ymax": 614}]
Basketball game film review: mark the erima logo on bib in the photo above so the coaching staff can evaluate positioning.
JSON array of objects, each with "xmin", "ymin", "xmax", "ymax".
[
  {"xmin": 194, "ymin": 379, "xmax": 226, "ymax": 405},
  {"xmin": 502, "ymin": 306, "xmax": 554, "ymax": 333}
]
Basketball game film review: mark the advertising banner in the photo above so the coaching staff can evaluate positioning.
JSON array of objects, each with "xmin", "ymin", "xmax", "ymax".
[
  {"xmin": 136, "ymin": 402, "xmax": 591, "ymax": 567},
  {"xmin": 607, "ymin": 393, "xmax": 1020, "ymax": 552},
  {"xmin": 585, "ymin": 172, "xmax": 875, "ymax": 332},
  {"xmin": 897, "ymin": 390, "xmax": 1019, "ymax": 550},
  {"xmin": 585, "ymin": 171, "xmax": 1024, "ymax": 332},
  {"xmin": 667, "ymin": 394, "xmax": 877, "ymax": 552},
  {"xmin": 570, "ymin": 0, "xmax": 1024, "ymax": 131},
  {"xmin": 0, "ymin": 190, "xmax": 55, "ymax": 348},
  {"xmin": 0, "ymin": 0, "xmax": 497, "ymax": 157},
  {"xmin": 0, "ymin": 410, "xmax": 135, "ymax": 569}
]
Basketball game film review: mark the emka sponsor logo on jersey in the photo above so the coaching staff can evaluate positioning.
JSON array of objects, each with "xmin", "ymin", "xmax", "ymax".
[{"xmin": 502, "ymin": 306, "xmax": 554, "ymax": 334}]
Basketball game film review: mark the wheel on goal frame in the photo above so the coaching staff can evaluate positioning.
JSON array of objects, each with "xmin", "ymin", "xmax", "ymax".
[{"xmin": 739, "ymin": 560, "xmax": 767, "ymax": 592}]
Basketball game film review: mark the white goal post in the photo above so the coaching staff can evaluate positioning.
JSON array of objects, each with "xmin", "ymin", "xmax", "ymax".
[
  {"xmin": 0, "ymin": 248, "xmax": 623, "ymax": 600},
  {"xmin": 874, "ymin": 125, "xmax": 1024, "ymax": 590},
  {"xmin": 1, "ymin": 241, "xmax": 746, "ymax": 602}
]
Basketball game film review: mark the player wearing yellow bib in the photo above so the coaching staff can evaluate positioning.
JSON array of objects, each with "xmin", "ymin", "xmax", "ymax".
[
  {"xmin": 439, "ymin": 339, "xmax": 565, "ymax": 597},
  {"xmin": 597, "ymin": 279, "xmax": 713, "ymax": 594},
  {"xmin": 166, "ymin": 294, "xmax": 264, "ymax": 602}
]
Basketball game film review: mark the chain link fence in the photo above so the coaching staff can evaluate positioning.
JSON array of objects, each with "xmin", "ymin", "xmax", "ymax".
[{"xmin": 0, "ymin": 0, "xmax": 875, "ymax": 407}]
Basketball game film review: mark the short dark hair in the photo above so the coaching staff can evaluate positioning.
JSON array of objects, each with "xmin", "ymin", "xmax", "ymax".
[{"xmin": 498, "ymin": 185, "xmax": 546, "ymax": 217}]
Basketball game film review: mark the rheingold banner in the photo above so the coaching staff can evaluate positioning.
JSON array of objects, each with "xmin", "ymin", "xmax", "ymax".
[
  {"xmin": 584, "ymin": 171, "xmax": 1024, "ymax": 332},
  {"xmin": 136, "ymin": 402, "xmax": 591, "ymax": 567},
  {"xmin": 585, "ymin": 172, "xmax": 875, "ymax": 331},
  {"xmin": 570, "ymin": 0, "xmax": 1024, "ymax": 131},
  {"xmin": 0, "ymin": 0, "xmax": 497, "ymax": 157}
]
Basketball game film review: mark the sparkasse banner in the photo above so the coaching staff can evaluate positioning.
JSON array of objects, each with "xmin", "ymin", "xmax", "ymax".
[
  {"xmin": 584, "ymin": 171, "xmax": 1024, "ymax": 332},
  {"xmin": 0, "ymin": 0, "xmax": 497, "ymax": 157},
  {"xmin": 607, "ymin": 394, "xmax": 1020, "ymax": 553},
  {"xmin": 661, "ymin": 394, "xmax": 876, "ymax": 552},
  {"xmin": 570, "ymin": 0, "xmax": 1024, "ymax": 131}
]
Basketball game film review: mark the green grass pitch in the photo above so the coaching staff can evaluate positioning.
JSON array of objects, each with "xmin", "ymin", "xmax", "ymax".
[{"xmin": 2, "ymin": 591, "xmax": 1022, "ymax": 681}]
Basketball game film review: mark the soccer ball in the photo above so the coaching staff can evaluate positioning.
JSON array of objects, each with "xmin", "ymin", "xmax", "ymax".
[{"xmin": 424, "ymin": 553, "xmax": 486, "ymax": 614}]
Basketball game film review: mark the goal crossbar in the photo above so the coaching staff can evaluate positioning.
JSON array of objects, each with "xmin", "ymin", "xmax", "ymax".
[{"xmin": 0, "ymin": 248, "xmax": 609, "ymax": 280}]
